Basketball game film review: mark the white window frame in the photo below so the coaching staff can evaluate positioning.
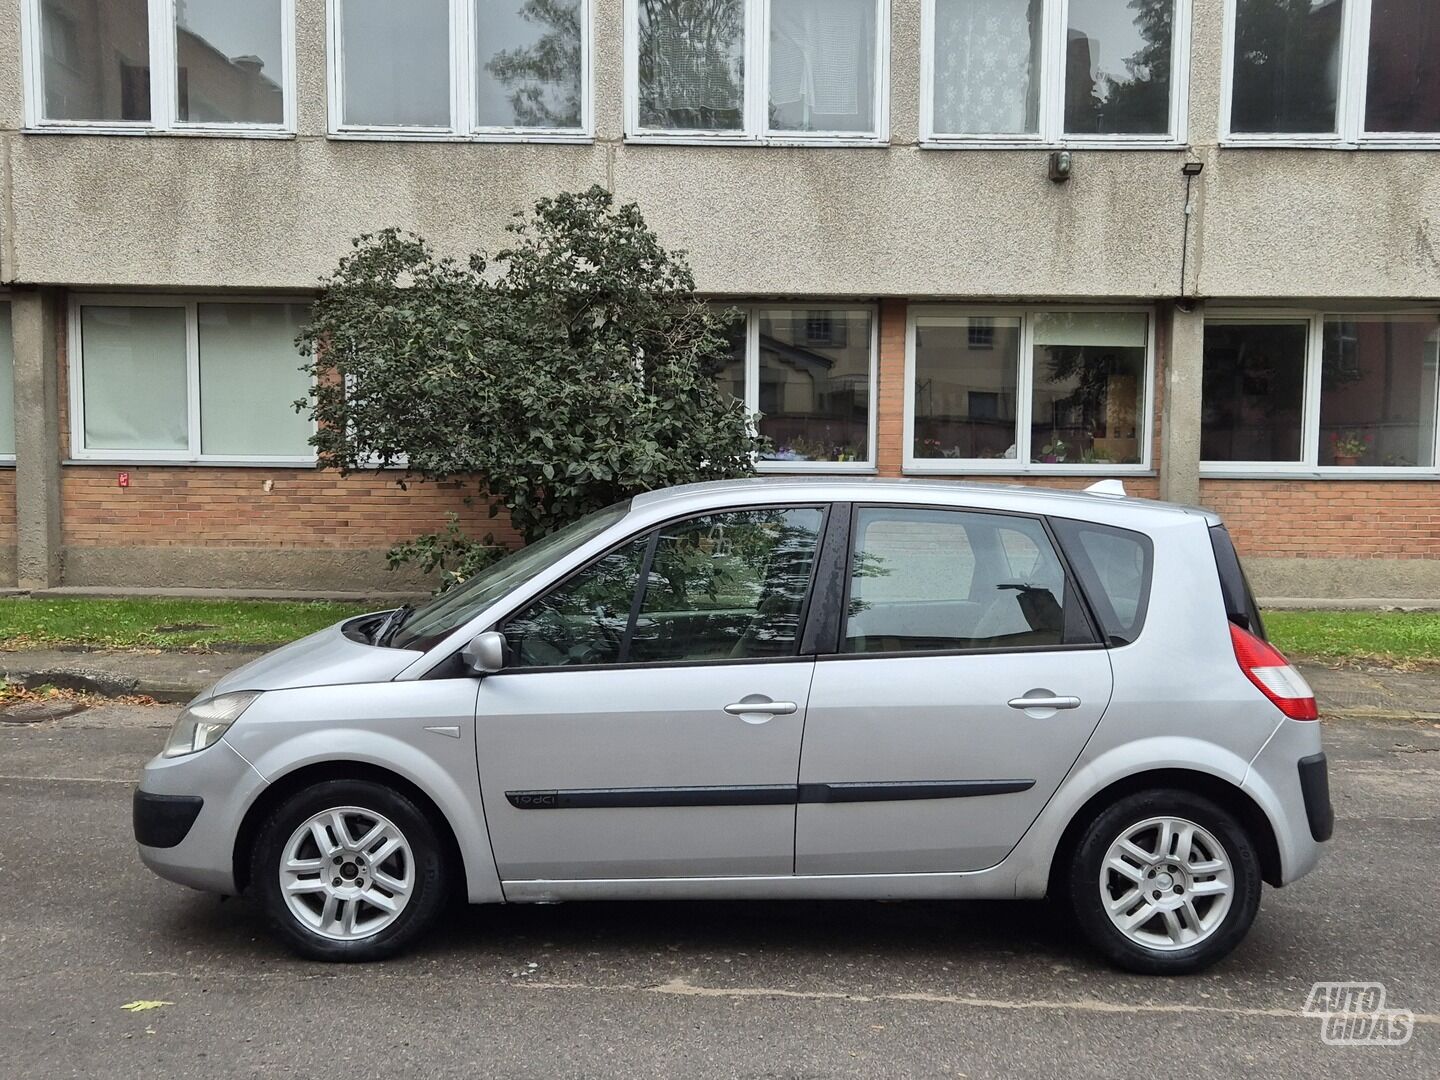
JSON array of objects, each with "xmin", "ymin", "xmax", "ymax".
[
  {"xmin": 903, "ymin": 304, "xmax": 1156, "ymax": 476},
  {"xmin": 0, "ymin": 291, "xmax": 15, "ymax": 464},
  {"xmin": 919, "ymin": 0, "xmax": 1192, "ymax": 149},
  {"xmin": 21, "ymin": 0, "xmax": 297, "ymax": 137},
  {"xmin": 1222, "ymin": 0, "xmax": 1440, "ymax": 148},
  {"xmin": 67, "ymin": 294, "xmax": 319, "ymax": 467},
  {"xmin": 624, "ymin": 0, "xmax": 891, "ymax": 146},
  {"xmin": 327, "ymin": 0, "xmax": 594, "ymax": 142},
  {"xmin": 1200, "ymin": 308, "xmax": 1440, "ymax": 479},
  {"xmin": 727, "ymin": 303, "xmax": 879, "ymax": 473}
]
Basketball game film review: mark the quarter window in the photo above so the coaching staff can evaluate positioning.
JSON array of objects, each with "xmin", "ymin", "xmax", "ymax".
[
  {"xmin": 924, "ymin": 0, "xmax": 1188, "ymax": 144},
  {"xmin": 1202, "ymin": 312, "xmax": 1440, "ymax": 473},
  {"xmin": 843, "ymin": 507, "xmax": 1075, "ymax": 654},
  {"xmin": 1225, "ymin": 0, "xmax": 1440, "ymax": 143},
  {"xmin": 331, "ymin": 0, "xmax": 592, "ymax": 137},
  {"xmin": 25, "ymin": 0, "xmax": 294, "ymax": 132},
  {"xmin": 1049, "ymin": 518, "xmax": 1152, "ymax": 645},
  {"xmin": 907, "ymin": 308, "xmax": 1152, "ymax": 472},
  {"xmin": 70, "ymin": 299, "xmax": 315, "ymax": 462},
  {"xmin": 629, "ymin": 0, "xmax": 888, "ymax": 141}
]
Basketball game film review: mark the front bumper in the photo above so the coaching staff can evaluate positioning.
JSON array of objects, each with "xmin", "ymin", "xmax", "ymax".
[{"xmin": 134, "ymin": 738, "xmax": 267, "ymax": 895}]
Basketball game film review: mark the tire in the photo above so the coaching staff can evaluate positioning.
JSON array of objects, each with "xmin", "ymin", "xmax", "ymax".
[
  {"xmin": 250, "ymin": 779, "xmax": 449, "ymax": 962},
  {"xmin": 1068, "ymin": 789, "xmax": 1261, "ymax": 975}
]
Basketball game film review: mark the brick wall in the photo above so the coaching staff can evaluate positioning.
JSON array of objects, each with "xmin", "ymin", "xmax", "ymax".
[{"xmin": 0, "ymin": 469, "xmax": 14, "ymax": 547}]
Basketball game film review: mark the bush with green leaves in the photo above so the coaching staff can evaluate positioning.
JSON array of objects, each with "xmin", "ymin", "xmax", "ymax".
[{"xmin": 297, "ymin": 186, "xmax": 765, "ymax": 583}]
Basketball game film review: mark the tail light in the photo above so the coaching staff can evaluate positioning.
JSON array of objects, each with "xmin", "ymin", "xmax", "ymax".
[{"xmin": 1229, "ymin": 622, "xmax": 1318, "ymax": 721}]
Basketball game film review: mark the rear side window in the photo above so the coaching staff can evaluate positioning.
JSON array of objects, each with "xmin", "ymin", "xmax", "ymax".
[
  {"xmin": 1051, "ymin": 518, "xmax": 1153, "ymax": 646},
  {"xmin": 1208, "ymin": 524, "xmax": 1266, "ymax": 638}
]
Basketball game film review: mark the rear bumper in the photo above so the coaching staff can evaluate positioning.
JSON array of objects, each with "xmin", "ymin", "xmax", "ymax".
[{"xmin": 1246, "ymin": 719, "xmax": 1331, "ymax": 885}]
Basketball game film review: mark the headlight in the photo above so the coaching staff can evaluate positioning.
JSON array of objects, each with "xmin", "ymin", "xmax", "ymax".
[{"xmin": 162, "ymin": 692, "xmax": 260, "ymax": 758}]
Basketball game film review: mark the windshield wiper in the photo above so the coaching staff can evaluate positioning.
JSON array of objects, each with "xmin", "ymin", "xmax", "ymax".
[{"xmin": 371, "ymin": 604, "xmax": 414, "ymax": 647}]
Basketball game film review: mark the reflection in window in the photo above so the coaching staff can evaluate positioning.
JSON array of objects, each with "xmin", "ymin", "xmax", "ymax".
[
  {"xmin": 475, "ymin": 0, "xmax": 584, "ymax": 129},
  {"xmin": 932, "ymin": 0, "xmax": 1043, "ymax": 135},
  {"xmin": 637, "ymin": 0, "xmax": 746, "ymax": 130},
  {"xmin": 39, "ymin": 0, "xmax": 151, "ymax": 122},
  {"xmin": 1064, "ymin": 0, "xmax": 1174, "ymax": 135},
  {"xmin": 175, "ymin": 0, "xmax": 284, "ymax": 124},
  {"xmin": 0, "ymin": 305, "xmax": 14, "ymax": 456},
  {"xmin": 768, "ymin": 0, "xmax": 877, "ymax": 133},
  {"xmin": 1029, "ymin": 312, "xmax": 1146, "ymax": 465},
  {"xmin": 1320, "ymin": 317, "xmax": 1440, "ymax": 468},
  {"xmin": 506, "ymin": 538, "xmax": 649, "ymax": 668},
  {"xmin": 757, "ymin": 309, "xmax": 872, "ymax": 463},
  {"xmin": 1230, "ymin": 0, "xmax": 1342, "ymax": 134},
  {"xmin": 339, "ymin": 0, "xmax": 451, "ymax": 127},
  {"xmin": 913, "ymin": 316, "xmax": 1021, "ymax": 461},
  {"xmin": 1365, "ymin": 0, "xmax": 1440, "ymax": 134},
  {"xmin": 1201, "ymin": 321, "xmax": 1308, "ymax": 462}
]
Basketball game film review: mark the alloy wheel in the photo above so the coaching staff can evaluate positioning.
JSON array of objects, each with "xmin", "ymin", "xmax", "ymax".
[
  {"xmin": 278, "ymin": 806, "xmax": 414, "ymax": 941},
  {"xmin": 1099, "ymin": 815, "xmax": 1235, "ymax": 952}
]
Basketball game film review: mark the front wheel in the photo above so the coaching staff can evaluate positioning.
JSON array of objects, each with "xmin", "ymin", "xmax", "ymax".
[
  {"xmin": 1068, "ymin": 789, "xmax": 1261, "ymax": 975},
  {"xmin": 251, "ymin": 779, "xmax": 449, "ymax": 962}
]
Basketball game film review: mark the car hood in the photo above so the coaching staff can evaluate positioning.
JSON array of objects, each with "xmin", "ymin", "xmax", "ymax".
[{"xmin": 205, "ymin": 617, "xmax": 425, "ymax": 698}]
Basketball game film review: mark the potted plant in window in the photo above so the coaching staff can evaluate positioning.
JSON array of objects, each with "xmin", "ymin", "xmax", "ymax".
[
  {"xmin": 1329, "ymin": 430, "xmax": 1372, "ymax": 467},
  {"xmin": 1039, "ymin": 438, "xmax": 1070, "ymax": 464}
]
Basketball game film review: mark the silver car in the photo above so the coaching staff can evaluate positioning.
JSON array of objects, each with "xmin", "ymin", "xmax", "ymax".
[{"xmin": 134, "ymin": 478, "xmax": 1331, "ymax": 974}]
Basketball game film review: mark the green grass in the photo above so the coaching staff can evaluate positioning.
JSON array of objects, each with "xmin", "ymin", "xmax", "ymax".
[
  {"xmin": 0, "ymin": 597, "xmax": 372, "ymax": 651},
  {"xmin": 1265, "ymin": 610, "xmax": 1440, "ymax": 669}
]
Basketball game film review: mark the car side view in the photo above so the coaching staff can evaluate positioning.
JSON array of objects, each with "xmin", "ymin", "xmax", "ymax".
[{"xmin": 134, "ymin": 478, "xmax": 1332, "ymax": 974}]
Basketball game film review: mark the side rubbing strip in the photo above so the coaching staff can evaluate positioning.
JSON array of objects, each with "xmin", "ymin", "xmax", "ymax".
[
  {"xmin": 798, "ymin": 780, "xmax": 1035, "ymax": 803},
  {"xmin": 505, "ymin": 780, "xmax": 1035, "ymax": 809}
]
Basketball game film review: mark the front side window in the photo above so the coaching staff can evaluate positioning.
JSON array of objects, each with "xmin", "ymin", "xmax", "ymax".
[
  {"xmin": 843, "ymin": 507, "xmax": 1073, "ymax": 654},
  {"xmin": 505, "ymin": 507, "xmax": 824, "ymax": 668},
  {"xmin": 909, "ymin": 308, "xmax": 1152, "ymax": 472},
  {"xmin": 333, "ymin": 0, "xmax": 591, "ymax": 136},
  {"xmin": 1226, "ymin": 0, "xmax": 1440, "ymax": 142},
  {"xmin": 925, "ymin": 0, "xmax": 1185, "ymax": 143},
  {"xmin": 71, "ymin": 299, "xmax": 313, "ymax": 461},
  {"xmin": 28, "ymin": 0, "xmax": 292, "ymax": 131},
  {"xmin": 1202, "ymin": 312, "xmax": 1440, "ymax": 472},
  {"xmin": 722, "ymin": 306, "xmax": 877, "ymax": 470},
  {"xmin": 0, "ymin": 303, "xmax": 15, "ymax": 459},
  {"xmin": 630, "ymin": 0, "xmax": 888, "ymax": 141}
]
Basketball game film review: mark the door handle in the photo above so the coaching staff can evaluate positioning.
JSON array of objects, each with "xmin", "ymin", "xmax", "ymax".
[
  {"xmin": 1007, "ymin": 695, "xmax": 1082, "ymax": 711},
  {"xmin": 723, "ymin": 700, "xmax": 798, "ymax": 716}
]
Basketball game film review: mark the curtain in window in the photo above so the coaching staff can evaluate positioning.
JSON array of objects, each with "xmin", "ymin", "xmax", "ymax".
[
  {"xmin": 198, "ymin": 304, "xmax": 313, "ymax": 457},
  {"xmin": 769, "ymin": 0, "xmax": 873, "ymax": 131},
  {"xmin": 80, "ymin": 306, "xmax": 189, "ymax": 451},
  {"xmin": 933, "ymin": 0, "xmax": 1042, "ymax": 135}
]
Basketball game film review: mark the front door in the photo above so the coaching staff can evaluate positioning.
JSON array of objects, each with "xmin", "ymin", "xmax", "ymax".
[
  {"xmin": 796, "ymin": 505, "xmax": 1115, "ymax": 875},
  {"xmin": 476, "ymin": 505, "xmax": 827, "ymax": 882}
]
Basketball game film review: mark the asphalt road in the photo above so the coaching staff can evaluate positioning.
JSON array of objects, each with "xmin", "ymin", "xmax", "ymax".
[{"xmin": 1, "ymin": 703, "xmax": 1437, "ymax": 1079}]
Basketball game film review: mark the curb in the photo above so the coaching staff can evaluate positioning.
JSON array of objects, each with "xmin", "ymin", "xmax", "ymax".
[{"xmin": 1, "ymin": 665, "xmax": 206, "ymax": 704}]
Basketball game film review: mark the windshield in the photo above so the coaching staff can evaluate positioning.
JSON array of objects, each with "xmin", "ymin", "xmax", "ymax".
[{"xmin": 389, "ymin": 501, "xmax": 632, "ymax": 653}]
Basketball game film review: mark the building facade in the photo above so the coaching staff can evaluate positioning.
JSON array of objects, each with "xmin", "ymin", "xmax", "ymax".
[{"xmin": 1, "ymin": 0, "xmax": 1438, "ymax": 600}]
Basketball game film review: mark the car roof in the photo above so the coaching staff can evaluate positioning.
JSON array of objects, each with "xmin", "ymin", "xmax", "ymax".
[{"xmin": 630, "ymin": 477, "xmax": 1221, "ymax": 528}]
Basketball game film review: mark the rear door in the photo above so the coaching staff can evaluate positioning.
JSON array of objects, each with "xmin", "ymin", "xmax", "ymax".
[{"xmin": 796, "ymin": 504, "xmax": 1116, "ymax": 875}]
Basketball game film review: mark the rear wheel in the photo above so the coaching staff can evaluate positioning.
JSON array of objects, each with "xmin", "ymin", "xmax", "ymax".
[
  {"xmin": 1068, "ymin": 789, "xmax": 1261, "ymax": 975},
  {"xmin": 251, "ymin": 780, "xmax": 448, "ymax": 962}
]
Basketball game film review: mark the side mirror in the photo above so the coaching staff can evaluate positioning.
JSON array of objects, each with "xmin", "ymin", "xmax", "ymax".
[{"xmin": 462, "ymin": 631, "xmax": 507, "ymax": 676}]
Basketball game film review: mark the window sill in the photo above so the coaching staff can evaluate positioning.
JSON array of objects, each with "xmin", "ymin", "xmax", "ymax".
[
  {"xmin": 920, "ymin": 138, "xmax": 1187, "ymax": 151},
  {"xmin": 1221, "ymin": 138, "xmax": 1440, "ymax": 151},
  {"xmin": 63, "ymin": 458, "xmax": 319, "ymax": 469},
  {"xmin": 624, "ymin": 133, "xmax": 889, "ymax": 149},
  {"xmin": 756, "ymin": 461, "xmax": 877, "ymax": 475},
  {"xmin": 904, "ymin": 463, "xmax": 1154, "ymax": 477},
  {"xmin": 23, "ymin": 125, "xmax": 295, "ymax": 140},
  {"xmin": 328, "ymin": 129, "xmax": 595, "ymax": 145},
  {"xmin": 1200, "ymin": 468, "xmax": 1440, "ymax": 481}
]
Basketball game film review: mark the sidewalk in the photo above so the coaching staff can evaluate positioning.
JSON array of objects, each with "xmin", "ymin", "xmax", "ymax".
[{"xmin": 3, "ymin": 646, "xmax": 1440, "ymax": 721}]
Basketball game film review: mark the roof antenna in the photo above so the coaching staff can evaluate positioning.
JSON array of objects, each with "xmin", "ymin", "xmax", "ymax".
[{"xmin": 1084, "ymin": 479, "xmax": 1128, "ymax": 498}]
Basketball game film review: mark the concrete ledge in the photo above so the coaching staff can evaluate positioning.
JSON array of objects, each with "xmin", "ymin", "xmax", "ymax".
[
  {"xmin": 61, "ymin": 545, "xmax": 436, "ymax": 594},
  {"xmin": 29, "ymin": 586, "xmax": 424, "ymax": 604},
  {"xmin": 1260, "ymin": 597, "xmax": 1440, "ymax": 611},
  {"xmin": 1245, "ymin": 557, "xmax": 1440, "ymax": 603}
]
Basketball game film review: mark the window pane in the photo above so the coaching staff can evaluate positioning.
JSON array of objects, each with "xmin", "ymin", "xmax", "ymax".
[
  {"xmin": 715, "ymin": 312, "xmax": 748, "ymax": 403},
  {"xmin": 630, "ymin": 508, "xmax": 824, "ymax": 663},
  {"xmin": 474, "ymin": 0, "xmax": 583, "ymax": 129},
  {"xmin": 175, "ymin": 0, "xmax": 284, "ymax": 124},
  {"xmin": 80, "ymin": 306, "xmax": 188, "ymax": 451},
  {"xmin": 769, "ymin": 0, "xmax": 876, "ymax": 133},
  {"xmin": 1064, "ymin": 0, "xmax": 1174, "ymax": 135},
  {"xmin": 1201, "ymin": 321, "xmax": 1308, "ymax": 462},
  {"xmin": 340, "ymin": 0, "xmax": 450, "ymax": 127},
  {"xmin": 637, "ymin": 0, "xmax": 745, "ymax": 130},
  {"xmin": 1365, "ymin": 0, "xmax": 1440, "ymax": 133},
  {"xmin": 39, "ymin": 0, "xmax": 151, "ymax": 122},
  {"xmin": 932, "ymin": 0, "xmax": 1043, "ymax": 135},
  {"xmin": 1050, "ymin": 518, "xmax": 1152, "ymax": 645},
  {"xmin": 198, "ymin": 304, "xmax": 312, "ymax": 457},
  {"xmin": 1230, "ymin": 0, "xmax": 1342, "ymax": 134},
  {"xmin": 1030, "ymin": 312, "xmax": 1147, "ymax": 465},
  {"xmin": 757, "ymin": 309, "xmax": 871, "ymax": 463},
  {"xmin": 913, "ymin": 315, "xmax": 1020, "ymax": 461},
  {"xmin": 1320, "ymin": 317, "xmax": 1440, "ymax": 468},
  {"xmin": 0, "ymin": 305, "xmax": 13, "ymax": 456},
  {"xmin": 844, "ymin": 508, "xmax": 1068, "ymax": 654},
  {"xmin": 506, "ymin": 537, "xmax": 649, "ymax": 668}
]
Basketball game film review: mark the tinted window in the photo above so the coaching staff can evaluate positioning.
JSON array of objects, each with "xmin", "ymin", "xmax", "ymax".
[
  {"xmin": 843, "ymin": 508, "xmax": 1071, "ymax": 654},
  {"xmin": 1051, "ymin": 518, "xmax": 1153, "ymax": 645},
  {"xmin": 630, "ymin": 509, "xmax": 824, "ymax": 663},
  {"xmin": 506, "ymin": 538, "xmax": 649, "ymax": 668}
]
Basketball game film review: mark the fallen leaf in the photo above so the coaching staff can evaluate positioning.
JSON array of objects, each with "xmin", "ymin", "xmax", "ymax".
[{"xmin": 120, "ymin": 1001, "xmax": 173, "ymax": 1013}]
